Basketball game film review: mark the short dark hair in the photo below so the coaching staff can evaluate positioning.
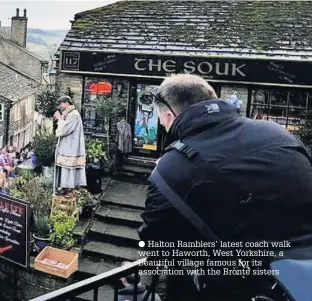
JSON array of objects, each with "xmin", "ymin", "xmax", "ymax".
[
  {"xmin": 120, "ymin": 261, "xmax": 141, "ymax": 285},
  {"xmin": 57, "ymin": 95, "xmax": 74, "ymax": 105}
]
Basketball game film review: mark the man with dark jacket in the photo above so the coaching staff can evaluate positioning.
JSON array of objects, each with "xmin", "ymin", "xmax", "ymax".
[{"xmin": 138, "ymin": 74, "xmax": 312, "ymax": 301}]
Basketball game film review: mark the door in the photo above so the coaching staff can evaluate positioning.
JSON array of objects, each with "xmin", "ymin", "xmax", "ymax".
[{"xmin": 132, "ymin": 84, "xmax": 162, "ymax": 158}]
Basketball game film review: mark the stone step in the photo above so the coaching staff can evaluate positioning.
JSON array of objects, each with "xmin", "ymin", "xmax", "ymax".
[
  {"xmin": 83, "ymin": 241, "xmax": 140, "ymax": 262},
  {"xmin": 100, "ymin": 181, "xmax": 147, "ymax": 210},
  {"xmin": 90, "ymin": 221, "xmax": 140, "ymax": 247},
  {"xmin": 74, "ymin": 285, "xmax": 114, "ymax": 301},
  {"xmin": 124, "ymin": 156, "xmax": 157, "ymax": 168},
  {"xmin": 76, "ymin": 257, "xmax": 119, "ymax": 280},
  {"xmin": 120, "ymin": 164, "xmax": 153, "ymax": 175},
  {"xmin": 95, "ymin": 205, "xmax": 143, "ymax": 227}
]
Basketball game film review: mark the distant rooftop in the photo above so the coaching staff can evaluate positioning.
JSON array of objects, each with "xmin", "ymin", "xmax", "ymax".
[
  {"xmin": 0, "ymin": 62, "xmax": 39, "ymax": 102},
  {"xmin": 60, "ymin": 0, "xmax": 312, "ymax": 58}
]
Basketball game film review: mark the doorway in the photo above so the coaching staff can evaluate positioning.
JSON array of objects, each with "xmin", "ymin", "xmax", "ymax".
[{"xmin": 130, "ymin": 83, "xmax": 163, "ymax": 158}]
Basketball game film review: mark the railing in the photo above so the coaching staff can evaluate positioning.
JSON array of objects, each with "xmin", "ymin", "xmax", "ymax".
[{"xmin": 29, "ymin": 258, "xmax": 160, "ymax": 301}]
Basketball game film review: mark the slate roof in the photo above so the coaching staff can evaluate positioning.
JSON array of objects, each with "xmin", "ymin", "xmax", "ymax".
[
  {"xmin": 0, "ymin": 62, "xmax": 39, "ymax": 102},
  {"xmin": 60, "ymin": 0, "xmax": 312, "ymax": 58}
]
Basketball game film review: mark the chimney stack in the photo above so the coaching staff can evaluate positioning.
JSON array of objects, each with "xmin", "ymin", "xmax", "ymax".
[{"xmin": 11, "ymin": 8, "xmax": 28, "ymax": 48}]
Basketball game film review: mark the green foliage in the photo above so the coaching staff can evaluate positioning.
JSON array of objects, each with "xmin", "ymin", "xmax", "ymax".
[
  {"xmin": 75, "ymin": 187, "xmax": 91, "ymax": 208},
  {"xmin": 10, "ymin": 173, "xmax": 52, "ymax": 216},
  {"xmin": 36, "ymin": 87, "xmax": 60, "ymax": 118},
  {"xmin": 33, "ymin": 214, "xmax": 51, "ymax": 238},
  {"xmin": 87, "ymin": 94, "xmax": 126, "ymax": 119},
  {"xmin": 85, "ymin": 137, "xmax": 107, "ymax": 164},
  {"xmin": 50, "ymin": 212, "xmax": 77, "ymax": 249},
  {"xmin": 33, "ymin": 132, "xmax": 57, "ymax": 166}
]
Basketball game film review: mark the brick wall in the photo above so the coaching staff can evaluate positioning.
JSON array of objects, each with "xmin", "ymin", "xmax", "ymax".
[{"xmin": 0, "ymin": 36, "xmax": 44, "ymax": 81}]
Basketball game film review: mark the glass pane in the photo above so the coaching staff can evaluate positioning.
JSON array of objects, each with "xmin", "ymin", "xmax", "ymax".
[
  {"xmin": 220, "ymin": 85, "xmax": 248, "ymax": 116},
  {"xmin": 134, "ymin": 84, "xmax": 159, "ymax": 151}
]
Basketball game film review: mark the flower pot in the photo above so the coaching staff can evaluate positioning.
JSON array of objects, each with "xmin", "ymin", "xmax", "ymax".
[
  {"xmin": 33, "ymin": 233, "xmax": 50, "ymax": 252},
  {"xmin": 81, "ymin": 204, "xmax": 93, "ymax": 218},
  {"xmin": 86, "ymin": 163, "xmax": 102, "ymax": 194}
]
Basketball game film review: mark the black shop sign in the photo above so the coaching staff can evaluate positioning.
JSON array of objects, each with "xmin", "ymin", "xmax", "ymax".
[
  {"xmin": 62, "ymin": 51, "xmax": 312, "ymax": 86},
  {"xmin": 0, "ymin": 195, "xmax": 29, "ymax": 267}
]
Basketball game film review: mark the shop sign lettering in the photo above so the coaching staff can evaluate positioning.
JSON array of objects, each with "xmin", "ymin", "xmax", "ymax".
[{"xmin": 133, "ymin": 58, "xmax": 246, "ymax": 77}]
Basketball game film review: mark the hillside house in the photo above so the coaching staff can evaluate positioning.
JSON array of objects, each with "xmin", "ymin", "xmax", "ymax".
[{"xmin": 0, "ymin": 8, "xmax": 48, "ymax": 149}]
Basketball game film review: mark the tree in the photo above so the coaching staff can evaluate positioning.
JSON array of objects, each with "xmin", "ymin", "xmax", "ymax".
[{"xmin": 36, "ymin": 87, "xmax": 60, "ymax": 118}]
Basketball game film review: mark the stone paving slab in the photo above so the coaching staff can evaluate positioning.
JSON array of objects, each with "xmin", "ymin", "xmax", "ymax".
[
  {"xmin": 96, "ymin": 206, "xmax": 143, "ymax": 224},
  {"xmin": 91, "ymin": 221, "xmax": 140, "ymax": 241},
  {"xmin": 84, "ymin": 241, "xmax": 140, "ymax": 262},
  {"xmin": 101, "ymin": 181, "xmax": 147, "ymax": 209},
  {"xmin": 79, "ymin": 257, "xmax": 118, "ymax": 276},
  {"xmin": 75, "ymin": 285, "xmax": 114, "ymax": 301}
]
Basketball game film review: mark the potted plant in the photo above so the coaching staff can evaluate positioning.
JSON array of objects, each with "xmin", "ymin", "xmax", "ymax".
[
  {"xmin": 75, "ymin": 187, "xmax": 96, "ymax": 218},
  {"xmin": 32, "ymin": 131, "xmax": 57, "ymax": 185},
  {"xmin": 33, "ymin": 214, "xmax": 51, "ymax": 252},
  {"xmin": 50, "ymin": 212, "xmax": 77, "ymax": 250},
  {"xmin": 85, "ymin": 137, "xmax": 107, "ymax": 194}
]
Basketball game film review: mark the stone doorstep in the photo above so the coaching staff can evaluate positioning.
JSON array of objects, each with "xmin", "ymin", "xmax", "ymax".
[
  {"xmin": 96, "ymin": 205, "xmax": 143, "ymax": 224},
  {"xmin": 83, "ymin": 241, "xmax": 140, "ymax": 262},
  {"xmin": 90, "ymin": 220, "xmax": 140, "ymax": 241}
]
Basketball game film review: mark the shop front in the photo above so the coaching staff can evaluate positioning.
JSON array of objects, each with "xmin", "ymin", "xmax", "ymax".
[{"xmin": 60, "ymin": 50, "xmax": 312, "ymax": 161}]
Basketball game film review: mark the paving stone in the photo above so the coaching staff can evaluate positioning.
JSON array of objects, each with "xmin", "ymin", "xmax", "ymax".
[
  {"xmin": 96, "ymin": 205, "xmax": 143, "ymax": 224},
  {"xmin": 79, "ymin": 257, "xmax": 118, "ymax": 276},
  {"xmin": 75, "ymin": 285, "xmax": 114, "ymax": 301},
  {"xmin": 73, "ymin": 220, "xmax": 91, "ymax": 237},
  {"xmin": 84, "ymin": 241, "xmax": 140, "ymax": 262},
  {"xmin": 91, "ymin": 221, "xmax": 140, "ymax": 241}
]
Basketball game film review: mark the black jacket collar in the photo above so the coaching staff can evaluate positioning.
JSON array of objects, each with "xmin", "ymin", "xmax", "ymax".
[{"xmin": 163, "ymin": 99, "xmax": 239, "ymax": 150}]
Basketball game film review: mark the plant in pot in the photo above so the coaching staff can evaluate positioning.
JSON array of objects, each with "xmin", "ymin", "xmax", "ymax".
[
  {"xmin": 33, "ymin": 214, "xmax": 51, "ymax": 252},
  {"xmin": 50, "ymin": 211, "xmax": 77, "ymax": 250},
  {"xmin": 75, "ymin": 187, "xmax": 96, "ymax": 218},
  {"xmin": 85, "ymin": 137, "xmax": 108, "ymax": 194},
  {"xmin": 32, "ymin": 131, "xmax": 57, "ymax": 185}
]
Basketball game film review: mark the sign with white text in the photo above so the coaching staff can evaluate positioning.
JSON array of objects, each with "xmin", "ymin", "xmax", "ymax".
[{"xmin": 0, "ymin": 195, "xmax": 29, "ymax": 267}]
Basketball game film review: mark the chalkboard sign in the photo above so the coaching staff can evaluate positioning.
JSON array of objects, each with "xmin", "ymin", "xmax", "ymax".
[{"xmin": 0, "ymin": 194, "xmax": 29, "ymax": 267}]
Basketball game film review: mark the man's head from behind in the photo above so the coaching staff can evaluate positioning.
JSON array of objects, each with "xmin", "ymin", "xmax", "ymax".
[
  {"xmin": 120, "ymin": 261, "xmax": 141, "ymax": 287},
  {"xmin": 57, "ymin": 95, "xmax": 74, "ymax": 111},
  {"xmin": 155, "ymin": 74, "xmax": 218, "ymax": 131}
]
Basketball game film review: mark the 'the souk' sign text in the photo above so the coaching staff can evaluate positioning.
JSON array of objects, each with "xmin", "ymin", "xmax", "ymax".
[{"xmin": 61, "ymin": 51, "xmax": 312, "ymax": 86}]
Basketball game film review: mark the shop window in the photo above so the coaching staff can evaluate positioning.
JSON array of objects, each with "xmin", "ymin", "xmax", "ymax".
[
  {"xmin": 249, "ymin": 88, "xmax": 312, "ymax": 133},
  {"xmin": 220, "ymin": 85, "xmax": 248, "ymax": 116},
  {"xmin": 82, "ymin": 77, "xmax": 113, "ymax": 136}
]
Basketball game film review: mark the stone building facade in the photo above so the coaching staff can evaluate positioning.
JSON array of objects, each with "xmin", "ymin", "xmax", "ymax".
[
  {"xmin": 57, "ymin": 0, "xmax": 312, "ymax": 168},
  {"xmin": 0, "ymin": 8, "xmax": 48, "ymax": 148}
]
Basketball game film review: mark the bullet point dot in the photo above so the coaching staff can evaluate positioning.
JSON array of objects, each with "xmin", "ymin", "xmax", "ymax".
[{"xmin": 139, "ymin": 241, "xmax": 145, "ymax": 248}]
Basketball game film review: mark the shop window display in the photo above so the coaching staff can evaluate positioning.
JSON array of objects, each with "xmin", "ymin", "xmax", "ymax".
[
  {"xmin": 249, "ymin": 89, "xmax": 312, "ymax": 132},
  {"xmin": 82, "ymin": 78, "xmax": 112, "ymax": 136},
  {"xmin": 134, "ymin": 85, "xmax": 159, "ymax": 152},
  {"xmin": 220, "ymin": 85, "xmax": 248, "ymax": 116}
]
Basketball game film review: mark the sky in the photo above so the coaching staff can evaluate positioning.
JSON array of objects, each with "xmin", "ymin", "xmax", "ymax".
[{"xmin": 0, "ymin": 0, "xmax": 119, "ymax": 30}]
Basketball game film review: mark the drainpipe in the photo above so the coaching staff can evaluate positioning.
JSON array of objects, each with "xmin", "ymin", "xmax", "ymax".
[{"xmin": 5, "ymin": 101, "xmax": 12, "ymax": 146}]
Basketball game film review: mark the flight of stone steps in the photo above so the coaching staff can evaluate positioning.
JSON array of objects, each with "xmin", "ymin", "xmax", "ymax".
[{"xmin": 73, "ymin": 180, "xmax": 148, "ymax": 301}]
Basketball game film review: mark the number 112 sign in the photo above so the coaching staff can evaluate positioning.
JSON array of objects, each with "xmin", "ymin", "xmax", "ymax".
[{"xmin": 63, "ymin": 52, "xmax": 80, "ymax": 71}]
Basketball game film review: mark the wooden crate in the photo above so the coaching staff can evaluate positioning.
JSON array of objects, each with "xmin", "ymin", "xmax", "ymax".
[
  {"xmin": 35, "ymin": 246, "xmax": 78, "ymax": 278},
  {"xmin": 51, "ymin": 194, "xmax": 77, "ymax": 213}
]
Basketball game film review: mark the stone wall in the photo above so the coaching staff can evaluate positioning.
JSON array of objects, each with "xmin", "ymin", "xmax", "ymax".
[
  {"xmin": 0, "ymin": 36, "xmax": 44, "ymax": 82},
  {"xmin": 0, "ymin": 96, "xmax": 9, "ymax": 146},
  {"xmin": 0, "ymin": 259, "xmax": 69, "ymax": 300},
  {"xmin": 57, "ymin": 73, "xmax": 84, "ymax": 111}
]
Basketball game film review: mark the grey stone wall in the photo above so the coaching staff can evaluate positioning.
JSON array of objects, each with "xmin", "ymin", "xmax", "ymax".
[
  {"xmin": 0, "ymin": 36, "xmax": 43, "ymax": 81},
  {"xmin": 57, "ymin": 73, "xmax": 84, "ymax": 111},
  {"xmin": 0, "ymin": 96, "xmax": 9, "ymax": 146},
  {"xmin": 0, "ymin": 259, "xmax": 69, "ymax": 300}
]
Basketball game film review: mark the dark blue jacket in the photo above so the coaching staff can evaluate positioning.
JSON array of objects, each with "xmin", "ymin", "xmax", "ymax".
[{"xmin": 139, "ymin": 99, "xmax": 312, "ymax": 244}]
